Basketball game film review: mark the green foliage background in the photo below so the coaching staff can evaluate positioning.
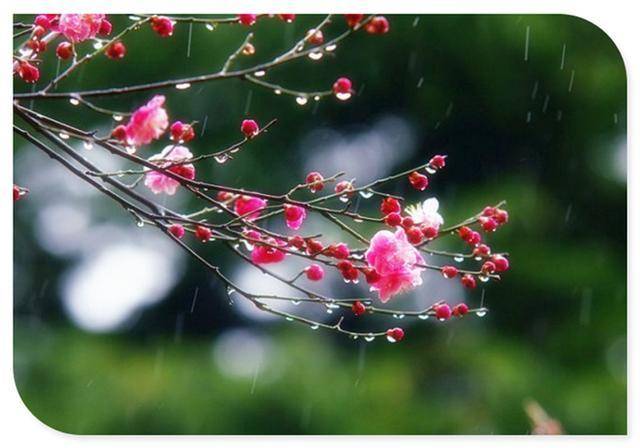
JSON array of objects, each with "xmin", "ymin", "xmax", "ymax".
[{"xmin": 13, "ymin": 14, "xmax": 626, "ymax": 434}]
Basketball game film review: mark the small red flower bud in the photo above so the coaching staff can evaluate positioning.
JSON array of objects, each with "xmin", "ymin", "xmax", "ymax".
[
  {"xmin": 278, "ymin": 14, "xmax": 296, "ymax": 23},
  {"xmin": 342, "ymin": 267, "xmax": 359, "ymax": 282},
  {"xmin": 344, "ymin": 14, "xmax": 364, "ymax": 28},
  {"xmin": 365, "ymin": 16, "xmax": 390, "ymax": 35},
  {"xmin": 238, "ymin": 14, "xmax": 257, "ymax": 26},
  {"xmin": 421, "ymin": 225, "xmax": 438, "ymax": 239},
  {"xmin": 461, "ymin": 274, "xmax": 477, "ymax": 289},
  {"xmin": 435, "ymin": 304, "xmax": 452, "ymax": 320},
  {"xmin": 105, "ymin": 41, "xmax": 126, "ymax": 60},
  {"xmin": 386, "ymin": 327, "xmax": 405, "ymax": 342},
  {"xmin": 380, "ymin": 197, "xmax": 401, "ymax": 215},
  {"xmin": 13, "ymin": 185, "xmax": 22, "ymax": 202},
  {"xmin": 401, "ymin": 216, "xmax": 415, "ymax": 229},
  {"xmin": 352, "ymin": 300, "xmax": 366, "ymax": 316},
  {"xmin": 481, "ymin": 261, "xmax": 496, "ymax": 275},
  {"xmin": 306, "ymin": 239, "xmax": 324, "ymax": 256},
  {"xmin": 384, "ymin": 212, "xmax": 402, "ymax": 227},
  {"xmin": 494, "ymin": 209, "xmax": 509, "ymax": 224},
  {"xmin": 408, "ymin": 171, "xmax": 429, "ymax": 191},
  {"xmin": 332, "ymin": 77, "xmax": 352, "ymax": 95},
  {"xmin": 168, "ymin": 223, "xmax": 185, "ymax": 239},
  {"xmin": 305, "ymin": 171, "xmax": 324, "ymax": 192},
  {"xmin": 34, "ymin": 15, "xmax": 52, "ymax": 29},
  {"xmin": 473, "ymin": 244, "xmax": 491, "ymax": 258},
  {"xmin": 244, "ymin": 229, "xmax": 261, "ymax": 241},
  {"xmin": 17, "ymin": 61, "xmax": 40, "ymax": 84},
  {"xmin": 328, "ymin": 243, "xmax": 350, "ymax": 259},
  {"xmin": 334, "ymin": 180, "xmax": 354, "ymax": 197},
  {"xmin": 458, "ymin": 225, "xmax": 472, "ymax": 240},
  {"xmin": 170, "ymin": 121, "xmax": 195, "ymax": 142},
  {"xmin": 336, "ymin": 260, "xmax": 353, "ymax": 272},
  {"xmin": 151, "ymin": 16, "xmax": 174, "ymax": 37},
  {"xmin": 288, "ymin": 235, "xmax": 306, "ymax": 250},
  {"xmin": 452, "ymin": 303, "xmax": 469, "ymax": 317},
  {"xmin": 482, "ymin": 206, "xmax": 496, "ymax": 217},
  {"xmin": 240, "ymin": 119, "xmax": 259, "ymax": 138},
  {"xmin": 98, "ymin": 19, "xmax": 113, "ymax": 35},
  {"xmin": 56, "ymin": 41, "xmax": 73, "ymax": 59},
  {"xmin": 479, "ymin": 216, "xmax": 498, "ymax": 233},
  {"xmin": 466, "ymin": 231, "xmax": 482, "ymax": 247},
  {"xmin": 307, "ymin": 29, "xmax": 324, "ymax": 45},
  {"xmin": 195, "ymin": 225, "xmax": 213, "ymax": 242},
  {"xmin": 491, "ymin": 255, "xmax": 510, "ymax": 272},
  {"xmin": 362, "ymin": 267, "xmax": 381, "ymax": 284},
  {"xmin": 111, "ymin": 124, "xmax": 127, "ymax": 141},
  {"xmin": 305, "ymin": 264, "xmax": 324, "ymax": 281},
  {"xmin": 429, "ymin": 154, "xmax": 447, "ymax": 170},
  {"xmin": 32, "ymin": 25, "xmax": 46, "ymax": 38},
  {"xmin": 406, "ymin": 226, "xmax": 423, "ymax": 245},
  {"xmin": 441, "ymin": 265, "xmax": 459, "ymax": 279}
]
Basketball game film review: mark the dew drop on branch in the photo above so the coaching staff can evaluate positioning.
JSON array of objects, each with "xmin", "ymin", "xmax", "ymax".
[
  {"xmin": 69, "ymin": 98, "xmax": 80, "ymax": 106},
  {"xmin": 335, "ymin": 92, "xmax": 352, "ymax": 101},
  {"xmin": 175, "ymin": 83, "xmax": 192, "ymax": 90},
  {"xmin": 253, "ymin": 70, "xmax": 266, "ymax": 77},
  {"xmin": 364, "ymin": 334, "xmax": 375, "ymax": 342},
  {"xmin": 296, "ymin": 96, "xmax": 309, "ymax": 106},
  {"xmin": 112, "ymin": 114, "xmax": 123, "ymax": 122},
  {"xmin": 308, "ymin": 51, "xmax": 323, "ymax": 60}
]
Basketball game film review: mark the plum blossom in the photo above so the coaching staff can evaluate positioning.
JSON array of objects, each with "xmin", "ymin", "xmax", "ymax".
[
  {"xmin": 364, "ymin": 229, "xmax": 425, "ymax": 302},
  {"xmin": 251, "ymin": 238, "xmax": 286, "ymax": 264},
  {"xmin": 56, "ymin": 14, "xmax": 105, "ymax": 43},
  {"xmin": 234, "ymin": 195, "xmax": 267, "ymax": 221},
  {"xmin": 405, "ymin": 198, "xmax": 444, "ymax": 230},
  {"xmin": 125, "ymin": 95, "xmax": 169, "ymax": 147},
  {"xmin": 144, "ymin": 145, "xmax": 195, "ymax": 195},
  {"xmin": 284, "ymin": 205, "xmax": 307, "ymax": 230}
]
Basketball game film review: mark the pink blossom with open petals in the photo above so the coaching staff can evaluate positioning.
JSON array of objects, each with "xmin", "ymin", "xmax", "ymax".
[
  {"xmin": 251, "ymin": 238, "xmax": 286, "ymax": 264},
  {"xmin": 235, "ymin": 195, "xmax": 267, "ymax": 221},
  {"xmin": 364, "ymin": 229, "xmax": 425, "ymax": 303},
  {"xmin": 56, "ymin": 14, "xmax": 105, "ymax": 43},
  {"xmin": 125, "ymin": 95, "xmax": 169, "ymax": 147},
  {"xmin": 144, "ymin": 145, "xmax": 195, "ymax": 195},
  {"xmin": 284, "ymin": 204, "xmax": 307, "ymax": 230}
]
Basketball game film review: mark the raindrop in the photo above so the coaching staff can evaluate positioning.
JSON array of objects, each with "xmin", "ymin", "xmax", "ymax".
[
  {"xmin": 291, "ymin": 300, "xmax": 301, "ymax": 306},
  {"xmin": 308, "ymin": 51, "xmax": 323, "ymax": 60},
  {"xmin": 425, "ymin": 166, "xmax": 436, "ymax": 174},
  {"xmin": 175, "ymin": 83, "xmax": 191, "ymax": 90},
  {"xmin": 339, "ymin": 195, "xmax": 350, "ymax": 203},
  {"xmin": 83, "ymin": 141, "xmax": 94, "ymax": 150},
  {"xmin": 93, "ymin": 41, "xmax": 103, "ymax": 50},
  {"xmin": 253, "ymin": 70, "xmax": 266, "ymax": 77},
  {"xmin": 59, "ymin": 132, "xmax": 70, "ymax": 140},
  {"xmin": 296, "ymin": 96, "xmax": 309, "ymax": 106},
  {"xmin": 205, "ymin": 23, "xmax": 215, "ymax": 31},
  {"xmin": 313, "ymin": 95, "xmax": 321, "ymax": 101},
  {"xmin": 285, "ymin": 317, "xmax": 294, "ymax": 322},
  {"xmin": 128, "ymin": 15, "xmax": 141, "ymax": 21},
  {"xmin": 476, "ymin": 310, "xmax": 487, "ymax": 317},
  {"xmin": 478, "ymin": 275, "xmax": 490, "ymax": 283},
  {"xmin": 418, "ymin": 314, "xmax": 429, "ymax": 320},
  {"xmin": 335, "ymin": 92, "xmax": 352, "ymax": 101},
  {"xmin": 69, "ymin": 98, "xmax": 80, "ymax": 106},
  {"xmin": 353, "ymin": 218, "xmax": 363, "ymax": 223},
  {"xmin": 386, "ymin": 335, "xmax": 397, "ymax": 343},
  {"xmin": 364, "ymin": 334, "xmax": 375, "ymax": 342},
  {"xmin": 136, "ymin": 219, "xmax": 144, "ymax": 228},
  {"xmin": 112, "ymin": 114, "xmax": 123, "ymax": 122},
  {"xmin": 359, "ymin": 189, "xmax": 374, "ymax": 199},
  {"xmin": 454, "ymin": 255, "xmax": 464, "ymax": 263},
  {"xmin": 310, "ymin": 324, "xmax": 319, "ymax": 330},
  {"xmin": 214, "ymin": 154, "xmax": 229, "ymax": 164},
  {"xmin": 350, "ymin": 334, "xmax": 359, "ymax": 340},
  {"xmin": 274, "ymin": 89, "xmax": 282, "ymax": 95},
  {"xmin": 126, "ymin": 146, "xmax": 136, "ymax": 154},
  {"xmin": 325, "ymin": 44, "xmax": 337, "ymax": 52}
]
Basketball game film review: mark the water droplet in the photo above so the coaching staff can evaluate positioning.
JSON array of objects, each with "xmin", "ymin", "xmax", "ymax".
[
  {"xmin": 313, "ymin": 95, "xmax": 321, "ymax": 101},
  {"xmin": 128, "ymin": 15, "xmax": 141, "ymax": 21},
  {"xmin": 308, "ymin": 51, "xmax": 323, "ymax": 60},
  {"xmin": 59, "ymin": 132, "xmax": 70, "ymax": 140},
  {"xmin": 364, "ymin": 334, "xmax": 375, "ymax": 342},
  {"xmin": 454, "ymin": 255, "xmax": 464, "ymax": 263},
  {"xmin": 285, "ymin": 317, "xmax": 294, "ymax": 322},
  {"xmin": 339, "ymin": 195, "xmax": 350, "ymax": 203},
  {"xmin": 205, "ymin": 23, "xmax": 215, "ymax": 31},
  {"xmin": 93, "ymin": 41, "xmax": 103, "ymax": 50},
  {"xmin": 351, "ymin": 253, "xmax": 363, "ymax": 260},
  {"xmin": 350, "ymin": 334, "xmax": 359, "ymax": 340},
  {"xmin": 69, "ymin": 98, "xmax": 80, "ymax": 106},
  {"xmin": 425, "ymin": 166, "xmax": 437, "ymax": 175},
  {"xmin": 359, "ymin": 189, "xmax": 374, "ymax": 199},
  {"xmin": 253, "ymin": 70, "xmax": 266, "ymax": 77},
  {"xmin": 310, "ymin": 324, "xmax": 319, "ymax": 330},
  {"xmin": 335, "ymin": 92, "xmax": 352, "ymax": 101},
  {"xmin": 295, "ymin": 96, "xmax": 308, "ymax": 106},
  {"xmin": 214, "ymin": 154, "xmax": 229, "ymax": 164},
  {"xmin": 176, "ymin": 83, "xmax": 191, "ymax": 90},
  {"xmin": 136, "ymin": 219, "xmax": 144, "ymax": 228},
  {"xmin": 291, "ymin": 300, "xmax": 301, "ymax": 306},
  {"xmin": 126, "ymin": 146, "xmax": 136, "ymax": 154},
  {"xmin": 83, "ymin": 141, "xmax": 93, "ymax": 150},
  {"xmin": 112, "ymin": 114, "xmax": 123, "ymax": 122},
  {"xmin": 274, "ymin": 89, "xmax": 282, "ymax": 95},
  {"xmin": 476, "ymin": 310, "xmax": 487, "ymax": 317},
  {"xmin": 386, "ymin": 335, "xmax": 397, "ymax": 343},
  {"xmin": 478, "ymin": 275, "xmax": 490, "ymax": 283},
  {"xmin": 326, "ymin": 308, "xmax": 334, "ymax": 314},
  {"xmin": 325, "ymin": 44, "xmax": 337, "ymax": 52},
  {"xmin": 418, "ymin": 314, "xmax": 429, "ymax": 320}
]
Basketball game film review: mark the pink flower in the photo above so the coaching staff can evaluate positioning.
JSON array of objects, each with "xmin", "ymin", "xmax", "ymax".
[
  {"xmin": 364, "ymin": 229, "xmax": 425, "ymax": 303},
  {"xmin": 251, "ymin": 238, "xmax": 286, "ymax": 264},
  {"xmin": 56, "ymin": 14, "xmax": 105, "ymax": 43},
  {"xmin": 125, "ymin": 95, "xmax": 169, "ymax": 147},
  {"xmin": 284, "ymin": 204, "xmax": 307, "ymax": 230},
  {"xmin": 234, "ymin": 195, "xmax": 267, "ymax": 221},
  {"xmin": 144, "ymin": 145, "xmax": 195, "ymax": 195}
]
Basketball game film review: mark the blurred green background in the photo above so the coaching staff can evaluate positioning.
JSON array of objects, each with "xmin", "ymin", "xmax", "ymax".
[{"xmin": 13, "ymin": 14, "xmax": 626, "ymax": 434}]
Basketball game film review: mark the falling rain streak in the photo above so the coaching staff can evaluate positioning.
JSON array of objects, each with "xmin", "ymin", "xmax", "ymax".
[
  {"xmin": 560, "ymin": 43, "xmax": 567, "ymax": 70},
  {"xmin": 186, "ymin": 23, "xmax": 193, "ymax": 58},
  {"xmin": 568, "ymin": 69, "xmax": 575, "ymax": 92},
  {"xmin": 524, "ymin": 26, "xmax": 531, "ymax": 61}
]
